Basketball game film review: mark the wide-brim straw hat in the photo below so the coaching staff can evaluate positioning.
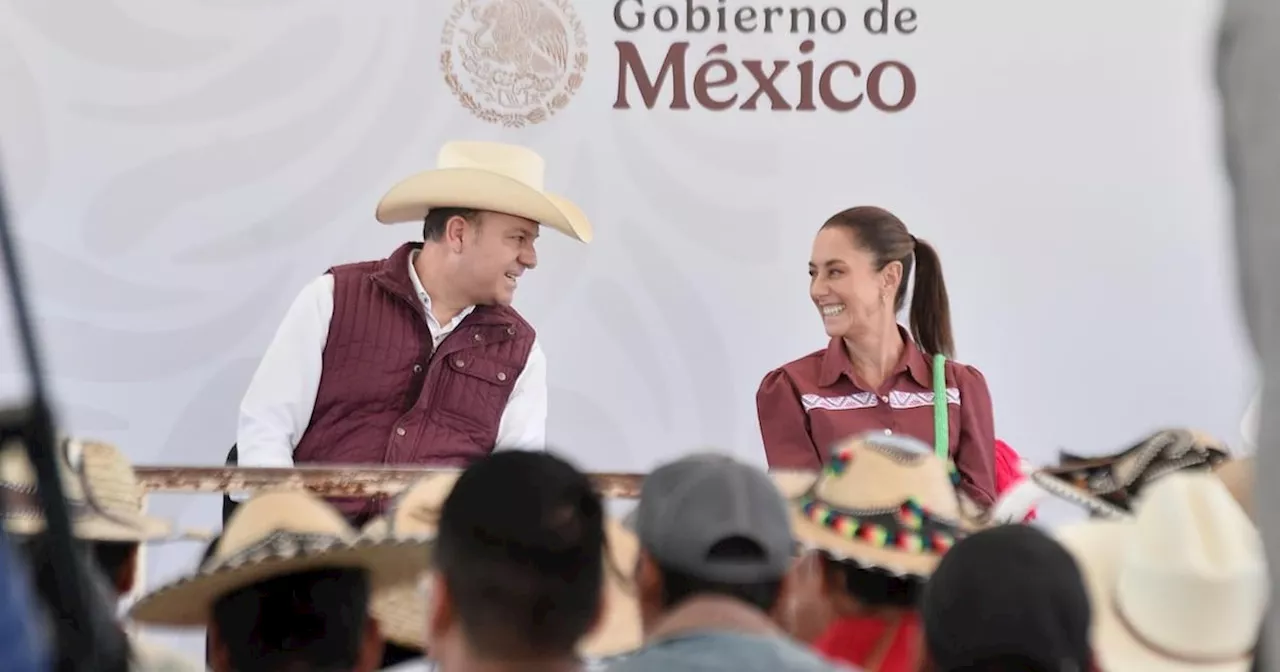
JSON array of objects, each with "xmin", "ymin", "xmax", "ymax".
[
  {"xmin": 375, "ymin": 141, "xmax": 592, "ymax": 243},
  {"xmin": 129, "ymin": 489, "xmax": 431, "ymax": 626},
  {"xmin": 788, "ymin": 433, "xmax": 973, "ymax": 579},
  {"xmin": 364, "ymin": 472, "xmax": 644, "ymax": 658},
  {"xmin": 0, "ymin": 437, "xmax": 203, "ymax": 542},
  {"xmin": 1055, "ymin": 472, "xmax": 1266, "ymax": 671}
]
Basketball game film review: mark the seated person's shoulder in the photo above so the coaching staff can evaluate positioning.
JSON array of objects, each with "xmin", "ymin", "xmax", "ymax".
[
  {"xmin": 129, "ymin": 638, "xmax": 207, "ymax": 672},
  {"xmin": 759, "ymin": 349, "xmax": 826, "ymax": 390},
  {"xmin": 944, "ymin": 357, "xmax": 989, "ymax": 387},
  {"xmin": 603, "ymin": 633, "xmax": 851, "ymax": 671}
]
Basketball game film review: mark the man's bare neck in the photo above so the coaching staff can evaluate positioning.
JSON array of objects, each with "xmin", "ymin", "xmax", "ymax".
[
  {"xmin": 414, "ymin": 244, "xmax": 471, "ymax": 324},
  {"xmin": 434, "ymin": 652, "xmax": 581, "ymax": 672}
]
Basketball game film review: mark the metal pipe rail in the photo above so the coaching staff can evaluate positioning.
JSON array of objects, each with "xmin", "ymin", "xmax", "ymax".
[
  {"xmin": 132, "ymin": 465, "xmax": 815, "ymax": 500},
  {"xmin": 133, "ymin": 465, "xmax": 632, "ymax": 499}
]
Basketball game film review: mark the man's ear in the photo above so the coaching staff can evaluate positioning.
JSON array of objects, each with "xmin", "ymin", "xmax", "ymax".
[
  {"xmin": 587, "ymin": 580, "xmax": 608, "ymax": 639},
  {"xmin": 207, "ymin": 621, "xmax": 231, "ymax": 672},
  {"xmin": 427, "ymin": 573, "xmax": 453, "ymax": 643},
  {"xmin": 634, "ymin": 552, "xmax": 661, "ymax": 601},
  {"xmin": 912, "ymin": 622, "xmax": 933, "ymax": 672},
  {"xmin": 356, "ymin": 615, "xmax": 383, "ymax": 672},
  {"xmin": 115, "ymin": 545, "xmax": 139, "ymax": 595},
  {"xmin": 444, "ymin": 213, "xmax": 480, "ymax": 252}
]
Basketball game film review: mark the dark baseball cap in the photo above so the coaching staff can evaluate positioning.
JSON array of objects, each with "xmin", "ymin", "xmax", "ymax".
[
  {"xmin": 921, "ymin": 524, "xmax": 1092, "ymax": 672},
  {"xmin": 632, "ymin": 454, "xmax": 792, "ymax": 583}
]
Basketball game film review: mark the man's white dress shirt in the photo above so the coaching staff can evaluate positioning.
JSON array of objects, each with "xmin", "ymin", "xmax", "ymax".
[{"xmin": 235, "ymin": 251, "xmax": 547, "ymax": 473}]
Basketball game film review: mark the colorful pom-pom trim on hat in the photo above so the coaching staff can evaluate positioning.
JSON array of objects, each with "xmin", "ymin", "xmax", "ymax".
[{"xmin": 798, "ymin": 494, "xmax": 964, "ymax": 556}]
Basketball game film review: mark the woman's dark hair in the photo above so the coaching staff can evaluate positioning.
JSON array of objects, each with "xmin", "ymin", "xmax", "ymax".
[{"xmin": 822, "ymin": 206, "xmax": 954, "ymax": 358}]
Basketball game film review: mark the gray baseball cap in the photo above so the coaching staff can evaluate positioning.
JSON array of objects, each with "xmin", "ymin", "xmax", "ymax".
[{"xmin": 633, "ymin": 454, "xmax": 793, "ymax": 583}]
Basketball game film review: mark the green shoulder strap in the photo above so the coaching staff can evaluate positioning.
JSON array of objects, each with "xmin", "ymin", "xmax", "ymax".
[{"xmin": 932, "ymin": 353, "xmax": 948, "ymax": 460}]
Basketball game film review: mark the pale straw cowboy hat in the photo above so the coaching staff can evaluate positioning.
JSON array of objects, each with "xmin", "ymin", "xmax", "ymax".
[
  {"xmin": 0, "ymin": 437, "xmax": 202, "ymax": 542},
  {"xmin": 375, "ymin": 140, "xmax": 593, "ymax": 243},
  {"xmin": 129, "ymin": 489, "xmax": 431, "ymax": 627},
  {"xmin": 1031, "ymin": 428, "xmax": 1230, "ymax": 519},
  {"xmin": 1055, "ymin": 472, "xmax": 1267, "ymax": 671},
  {"xmin": 788, "ymin": 433, "xmax": 973, "ymax": 578},
  {"xmin": 363, "ymin": 472, "xmax": 644, "ymax": 659}
]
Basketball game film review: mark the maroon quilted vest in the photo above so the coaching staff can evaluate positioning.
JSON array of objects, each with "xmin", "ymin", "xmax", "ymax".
[{"xmin": 293, "ymin": 242, "xmax": 536, "ymax": 522}]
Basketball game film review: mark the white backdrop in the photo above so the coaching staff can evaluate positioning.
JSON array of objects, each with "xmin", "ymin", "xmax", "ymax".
[{"xmin": 0, "ymin": 0, "xmax": 1255, "ymax": 657}]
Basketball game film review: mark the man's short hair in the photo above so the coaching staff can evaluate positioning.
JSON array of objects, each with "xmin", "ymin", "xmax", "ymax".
[
  {"xmin": 921, "ymin": 525, "xmax": 1091, "ymax": 672},
  {"xmin": 422, "ymin": 208, "xmax": 478, "ymax": 241},
  {"xmin": 89, "ymin": 541, "xmax": 137, "ymax": 587},
  {"xmin": 210, "ymin": 568, "xmax": 371, "ymax": 672},
  {"xmin": 435, "ymin": 450, "xmax": 604, "ymax": 658},
  {"xmin": 634, "ymin": 454, "xmax": 794, "ymax": 613}
]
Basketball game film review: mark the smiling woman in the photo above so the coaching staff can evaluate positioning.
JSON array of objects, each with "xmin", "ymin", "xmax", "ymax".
[{"xmin": 754, "ymin": 206, "xmax": 999, "ymax": 509}]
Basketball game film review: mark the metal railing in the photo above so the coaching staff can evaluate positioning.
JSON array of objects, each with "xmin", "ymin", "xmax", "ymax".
[{"xmin": 132, "ymin": 464, "xmax": 816, "ymax": 500}]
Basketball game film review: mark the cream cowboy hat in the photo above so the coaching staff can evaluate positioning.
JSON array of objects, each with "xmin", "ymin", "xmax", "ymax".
[
  {"xmin": 0, "ymin": 437, "xmax": 203, "ymax": 542},
  {"xmin": 1055, "ymin": 472, "xmax": 1267, "ymax": 671},
  {"xmin": 788, "ymin": 433, "xmax": 972, "ymax": 578},
  {"xmin": 129, "ymin": 489, "xmax": 431, "ymax": 626},
  {"xmin": 364, "ymin": 472, "xmax": 643, "ymax": 658},
  {"xmin": 375, "ymin": 141, "xmax": 593, "ymax": 243},
  {"xmin": 1031, "ymin": 428, "xmax": 1230, "ymax": 519}
]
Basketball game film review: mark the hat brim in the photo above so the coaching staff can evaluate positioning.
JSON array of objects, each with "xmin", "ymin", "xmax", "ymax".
[
  {"xmin": 1031, "ymin": 470, "xmax": 1133, "ymax": 520},
  {"xmin": 375, "ymin": 168, "xmax": 592, "ymax": 243},
  {"xmin": 372, "ymin": 520, "xmax": 642, "ymax": 658},
  {"xmin": 129, "ymin": 538, "xmax": 430, "ymax": 627},
  {"xmin": 788, "ymin": 508, "xmax": 941, "ymax": 578},
  {"xmin": 5, "ymin": 511, "xmax": 204, "ymax": 543},
  {"xmin": 372, "ymin": 568, "xmax": 642, "ymax": 658},
  {"xmin": 1056, "ymin": 522, "xmax": 1254, "ymax": 672}
]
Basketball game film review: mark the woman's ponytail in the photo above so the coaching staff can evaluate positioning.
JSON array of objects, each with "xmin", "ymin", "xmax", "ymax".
[{"xmin": 908, "ymin": 237, "xmax": 954, "ymax": 359}]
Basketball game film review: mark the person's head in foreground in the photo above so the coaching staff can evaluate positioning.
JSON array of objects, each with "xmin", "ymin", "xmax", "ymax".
[
  {"xmin": 428, "ymin": 450, "xmax": 606, "ymax": 672},
  {"xmin": 1, "ymin": 437, "xmax": 203, "ymax": 600},
  {"xmin": 613, "ymin": 453, "xmax": 839, "ymax": 671},
  {"xmin": 919, "ymin": 524, "xmax": 1091, "ymax": 672},
  {"xmin": 2, "ymin": 437, "xmax": 209, "ymax": 671},
  {"xmin": 783, "ymin": 433, "xmax": 971, "ymax": 671},
  {"xmin": 1055, "ymin": 471, "xmax": 1267, "ymax": 672},
  {"xmin": 126, "ymin": 489, "xmax": 430, "ymax": 672}
]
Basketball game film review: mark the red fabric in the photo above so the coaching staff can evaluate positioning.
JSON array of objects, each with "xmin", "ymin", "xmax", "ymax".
[
  {"xmin": 814, "ymin": 614, "xmax": 921, "ymax": 672},
  {"xmin": 994, "ymin": 439, "xmax": 1037, "ymax": 522},
  {"xmin": 293, "ymin": 242, "xmax": 536, "ymax": 520}
]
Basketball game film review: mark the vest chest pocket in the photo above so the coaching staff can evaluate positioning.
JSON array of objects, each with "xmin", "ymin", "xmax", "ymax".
[{"xmin": 432, "ymin": 353, "xmax": 521, "ymax": 432}]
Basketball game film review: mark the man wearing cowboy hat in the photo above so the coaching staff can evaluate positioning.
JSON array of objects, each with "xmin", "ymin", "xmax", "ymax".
[
  {"xmin": 129, "ymin": 489, "xmax": 431, "ymax": 672},
  {"xmin": 1054, "ymin": 472, "xmax": 1267, "ymax": 672},
  {"xmin": 235, "ymin": 140, "xmax": 592, "ymax": 522},
  {"xmin": 0, "ymin": 438, "xmax": 208, "ymax": 671}
]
